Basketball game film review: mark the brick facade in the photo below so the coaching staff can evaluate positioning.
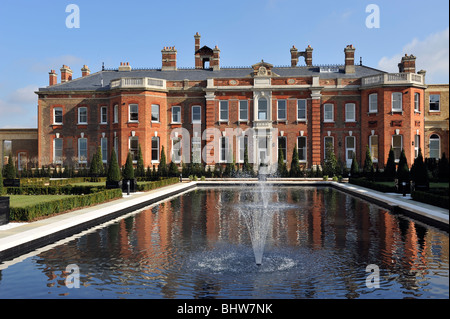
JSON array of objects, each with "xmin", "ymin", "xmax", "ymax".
[{"xmin": 35, "ymin": 33, "xmax": 430, "ymax": 172}]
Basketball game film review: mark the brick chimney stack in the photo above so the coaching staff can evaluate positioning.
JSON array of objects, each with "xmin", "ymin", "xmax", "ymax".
[
  {"xmin": 81, "ymin": 65, "xmax": 90, "ymax": 77},
  {"xmin": 161, "ymin": 46, "xmax": 177, "ymax": 71},
  {"xmin": 194, "ymin": 32, "xmax": 202, "ymax": 69},
  {"xmin": 290, "ymin": 45, "xmax": 313, "ymax": 67},
  {"xmin": 49, "ymin": 70, "xmax": 57, "ymax": 86},
  {"xmin": 60, "ymin": 65, "xmax": 73, "ymax": 82},
  {"xmin": 398, "ymin": 54, "xmax": 416, "ymax": 73},
  {"xmin": 211, "ymin": 45, "xmax": 220, "ymax": 71},
  {"xmin": 344, "ymin": 44, "xmax": 356, "ymax": 74}
]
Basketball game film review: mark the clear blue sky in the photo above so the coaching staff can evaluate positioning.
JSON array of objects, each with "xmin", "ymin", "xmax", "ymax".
[{"xmin": 0, "ymin": 0, "xmax": 448, "ymax": 128}]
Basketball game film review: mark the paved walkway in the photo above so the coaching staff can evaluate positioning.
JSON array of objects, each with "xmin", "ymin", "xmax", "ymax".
[{"xmin": 0, "ymin": 180, "xmax": 447, "ymax": 262}]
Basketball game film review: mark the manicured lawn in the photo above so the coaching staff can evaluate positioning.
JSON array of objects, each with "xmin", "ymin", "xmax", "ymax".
[{"xmin": 9, "ymin": 195, "xmax": 75, "ymax": 208}]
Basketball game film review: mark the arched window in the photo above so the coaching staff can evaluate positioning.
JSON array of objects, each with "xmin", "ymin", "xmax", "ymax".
[{"xmin": 429, "ymin": 134, "xmax": 440, "ymax": 159}]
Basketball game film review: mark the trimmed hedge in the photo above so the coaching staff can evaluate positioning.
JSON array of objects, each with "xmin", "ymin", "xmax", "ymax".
[
  {"xmin": 349, "ymin": 177, "xmax": 397, "ymax": 193},
  {"xmin": 136, "ymin": 177, "xmax": 179, "ymax": 192},
  {"xmin": 5, "ymin": 185, "xmax": 105, "ymax": 195},
  {"xmin": 10, "ymin": 188, "xmax": 123, "ymax": 222},
  {"xmin": 411, "ymin": 190, "xmax": 449, "ymax": 209}
]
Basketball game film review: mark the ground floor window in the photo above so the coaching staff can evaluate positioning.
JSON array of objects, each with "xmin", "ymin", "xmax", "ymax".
[
  {"xmin": 151, "ymin": 137, "xmax": 159, "ymax": 162},
  {"xmin": 429, "ymin": 134, "xmax": 440, "ymax": 159},
  {"xmin": 129, "ymin": 136, "xmax": 139, "ymax": 162},
  {"xmin": 392, "ymin": 135, "xmax": 402, "ymax": 162},
  {"xmin": 278, "ymin": 136, "xmax": 287, "ymax": 162},
  {"xmin": 297, "ymin": 136, "xmax": 307, "ymax": 162}
]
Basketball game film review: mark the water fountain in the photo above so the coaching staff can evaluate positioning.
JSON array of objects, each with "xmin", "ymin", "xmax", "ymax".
[{"xmin": 237, "ymin": 174, "xmax": 277, "ymax": 266}]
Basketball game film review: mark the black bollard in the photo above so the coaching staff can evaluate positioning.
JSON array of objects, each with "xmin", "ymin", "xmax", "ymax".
[
  {"xmin": 180, "ymin": 173, "xmax": 183, "ymax": 183},
  {"xmin": 402, "ymin": 181, "xmax": 406, "ymax": 197},
  {"xmin": 127, "ymin": 180, "xmax": 130, "ymax": 196}
]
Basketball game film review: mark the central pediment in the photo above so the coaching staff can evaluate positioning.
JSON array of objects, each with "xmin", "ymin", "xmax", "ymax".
[{"xmin": 252, "ymin": 60, "xmax": 275, "ymax": 77}]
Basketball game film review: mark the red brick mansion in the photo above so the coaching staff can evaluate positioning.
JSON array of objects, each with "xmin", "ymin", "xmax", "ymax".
[{"xmin": 34, "ymin": 33, "xmax": 428, "ymax": 172}]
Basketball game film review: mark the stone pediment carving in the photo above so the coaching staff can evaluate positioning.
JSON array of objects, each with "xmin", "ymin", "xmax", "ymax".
[{"xmin": 251, "ymin": 60, "xmax": 278, "ymax": 77}]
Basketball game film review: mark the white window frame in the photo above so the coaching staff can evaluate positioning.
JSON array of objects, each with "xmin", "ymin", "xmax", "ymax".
[
  {"xmin": 172, "ymin": 106, "xmax": 181, "ymax": 124},
  {"xmin": 53, "ymin": 138, "xmax": 63, "ymax": 164},
  {"xmin": 369, "ymin": 93, "xmax": 378, "ymax": 113},
  {"xmin": 192, "ymin": 105, "xmax": 201, "ymax": 124},
  {"xmin": 100, "ymin": 106, "xmax": 108, "ymax": 124},
  {"xmin": 219, "ymin": 136, "xmax": 228, "ymax": 163},
  {"xmin": 429, "ymin": 134, "xmax": 441, "ymax": 159},
  {"xmin": 192, "ymin": 136, "xmax": 202, "ymax": 164},
  {"xmin": 258, "ymin": 98, "xmax": 268, "ymax": 120},
  {"xmin": 391, "ymin": 92, "xmax": 403, "ymax": 112},
  {"xmin": 129, "ymin": 136, "xmax": 139, "ymax": 163},
  {"xmin": 297, "ymin": 136, "xmax": 307, "ymax": 162},
  {"xmin": 392, "ymin": 135, "xmax": 403, "ymax": 162},
  {"xmin": 172, "ymin": 137, "xmax": 181, "ymax": 163},
  {"xmin": 345, "ymin": 103, "xmax": 356, "ymax": 122},
  {"xmin": 429, "ymin": 94, "xmax": 440, "ymax": 112},
  {"xmin": 414, "ymin": 134, "xmax": 420, "ymax": 158},
  {"xmin": 113, "ymin": 104, "xmax": 119, "ymax": 123},
  {"xmin": 414, "ymin": 93, "xmax": 420, "ymax": 113},
  {"xmin": 238, "ymin": 135, "xmax": 248, "ymax": 163},
  {"xmin": 78, "ymin": 137, "xmax": 88, "ymax": 163},
  {"xmin": 278, "ymin": 136, "xmax": 287, "ymax": 163},
  {"xmin": 78, "ymin": 107, "xmax": 88, "ymax": 125},
  {"xmin": 53, "ymin": 107, "xmax": 63, "ymax": 125},
  {"xmin": 277, "ymin": 100, "xmax": 287, "ymax": 121},
  {"xmin": 128, "ymin": 104, "xmax": 139, "ymax": 122},
  {"xmin": 151, "ymin": 136, "xmax": 159, "ymax": 163},
  {"xmin": 239, "ymin": 100, "xmax": 248, "ymax": 121},
  {"xmin": 219, "ymin": 101, "xmax": 229, "ymax": 122},
  {"xmin": 323, "ymin": 103, "xmax": 334, "ymax": 122},
  {"xmin": 101, "ymin": 137, "xmax": 108, "ymax": 163},
  {"xmin": 345, "ymin": 136, "xmax": 356, "ymax": 168},
  {"xmin": 151, "ymin": 104, "xmax": 160, "ymax": 123},
  {"xmin": 297, "ymin": 99, "xmax": 307, "ymax": 121},
  {"xmin": 369, "ymin": 135, "xmax": 379, "ymax": 163}
]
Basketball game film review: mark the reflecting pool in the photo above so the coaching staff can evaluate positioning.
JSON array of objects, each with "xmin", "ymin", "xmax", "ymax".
[{"xmin": 0, "ymin": 187, "xmax": 448, "ymax": 299}]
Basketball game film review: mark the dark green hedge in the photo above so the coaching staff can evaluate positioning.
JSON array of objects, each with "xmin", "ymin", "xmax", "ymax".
[
  {"xmin": 6, "ymin": 185, "xmax": 105, "ymax": 195},
  {"xmin": 411, "ymin": 190, "xmax": 449, "ymax": 209},
  {"xmin": 349, "ymin": 178, "xmax": 397, "ymax": 193},
  {"xmin": 10, "ymin": 188, "xmax": 123, "ymax": 222},
  {"xmin": 136, "ymin": 177, "xmax": 179, "ymax": 192}
]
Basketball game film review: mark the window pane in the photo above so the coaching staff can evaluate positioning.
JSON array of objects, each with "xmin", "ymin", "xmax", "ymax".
[
  {"xmin": 79, "ymin": 138, "xmax": 87, "ymax": 162},
  {"xmin": 172, "ymin": 137, "xmax": 181, "ymax": 162},
  {"xmin": 54, "ymin": 108, "xmax": 63, "ymax": 124},
  {"xmin": 192, "ymin": 106, "xmax": 201, "ymax": 122},
  {"xmin": 370, "ymin": 135, "xmax": 378, "ymax": 162},
  {"xmin": 278, "ymin": 137, "xmax": 287, "ymax": 161},
  {"xmin": 239, "ymin": 136, "xmax": 248, "ymax": 162},
  {"xmin": 151, "ymin": 137, "xmax": 159, "ymax": 161},
  {"xmin": 130, "ymin": 137, "xmax": 139, "ymax": 161},
  {"xmin": 192, "ymin": 137, "xmax": 201, "ymax": 163},
  {"xmin": 129, "ymin": 104, "xmax": 138, "ymax": 121},
  {"xmin": 429, "ymin": 95, "xmax": 440, "ymax": 111},
  {"xmin": 324, "ymin": 104, "xmax": 333, "ymax": 121},
  {"xmin": 392, "ymin": 93, "xmax": 402, "ymax": 111},
  {"xmin": 172, "ymin": 106, "xmax": 180, "ymax": 123},
  {"xmin": 114, "ymin": 105, "xmax": 118, "ymax": 123},
  {"xmin": 324, "ymin": 137, "xmax": 333, "ymax": 159},
  {"xmin": 54, "ymin": 138, "xmax": 63, "ymax": 162},
  {"xmin": 79, "ymin": 107, "xmax": 87, "ymax": 123},
  {"xmin": 239, "ymin": 101, "xmax": 248, "ymax": 120},
  {"xmin": 220, "ymin": 101, "xmax": 228, "ymax": 121},
  {"xmin": 101, "ymin": 138, "xmax": 107, "ymax": 162},
  {"xmin": 258, "ymin": 99, "xmax": 267, "ymax": 120},
  {"xmin": 297, "ymin": 99, "xmax": 306, "ymax": 120},
  {"xmin": 220, "ymin": 137, "xmax": 228, "ymax": 162},
  {"xmin": 429, "ymin": 135, "xmax": 440, "ymax": 159},
  {"xmin": 414, "ymin": 93, "xmax": 420, "ymax": 111},
  {"xmin": 345, "ymin": 103, "xmax": 355, "ymax": 121},
  {"xmin": 151, "ymin": 105, "xmax": 159, "ymax": 122},
  {"xmin": 278, "ymin": 100, "xmax": 286, "ymax": 120},
  {"xmin": 369, "ymin": 94, "xmax": 378, "ymax": 112},
  {"xmin": 298, "ymin": 137, "xmax": 306, "ymax": 161},
  {"xmin": 392, "ymin": 135, "xmax": 402, "ymax": 160}
]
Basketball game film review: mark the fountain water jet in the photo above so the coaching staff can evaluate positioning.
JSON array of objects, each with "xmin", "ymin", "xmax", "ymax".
[{"xmin": 237, "ymin": 179, "xmax": 275, "ymax": 266}]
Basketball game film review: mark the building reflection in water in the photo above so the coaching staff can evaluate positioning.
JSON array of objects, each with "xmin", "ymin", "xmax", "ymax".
[{"xmin": 2, "ymin": 186, "xmax": 447, "ymax": 299}]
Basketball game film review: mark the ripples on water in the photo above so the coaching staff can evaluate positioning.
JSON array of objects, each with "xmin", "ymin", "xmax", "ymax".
[{"xmin": 0, "ymin": 187, "xmax": 448, "ymax": 299}]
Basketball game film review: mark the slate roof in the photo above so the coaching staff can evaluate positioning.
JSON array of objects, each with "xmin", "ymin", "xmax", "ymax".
[{"xmin": 38, "ymin": 65, "xmax": 386, "ymax": 92}]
